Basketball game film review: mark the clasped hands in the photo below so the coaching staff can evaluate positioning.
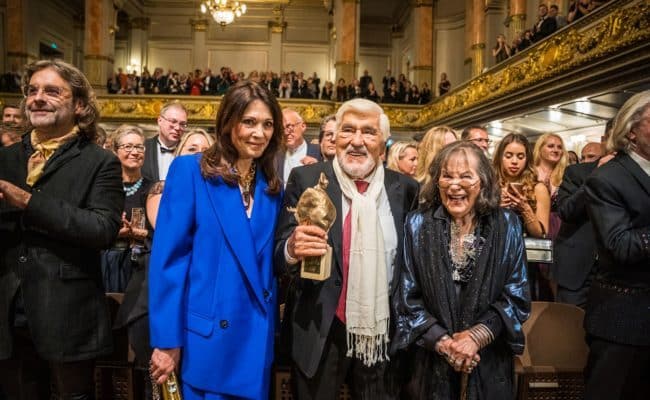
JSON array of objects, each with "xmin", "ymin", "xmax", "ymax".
[
  {"xmin": 436, "ymin": 331, "xmax": 481, "ymax": 374},
  {"xmin": 118, "ymin": 212, "xmax": 148, "ymax": 241}
]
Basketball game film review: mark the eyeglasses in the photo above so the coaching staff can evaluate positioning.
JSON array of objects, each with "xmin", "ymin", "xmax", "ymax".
[
  {"xmin": 468, "ymin": 138, "xmax": 492, "ymax": 145},
  {"xmin": 160, "ymin": 114, "xmax": 188, "ymax": 129},
  {"xmin": 438, "ymin": 177, "xmax": 480, "ymax": 189},
  {"xmin": 338, "ymin": 126, "xmax": 379, "ymax": 139},
  {"xmin": 117, "ymin": 144, "xmax": 146, "ymax": 153},
  {"xmin": 284, "ymin": 121, "xmax": 303, "ymax": 131},
  {"xmin": 23, "ymin": 85, "xmax": 70, "ymax": 99}
]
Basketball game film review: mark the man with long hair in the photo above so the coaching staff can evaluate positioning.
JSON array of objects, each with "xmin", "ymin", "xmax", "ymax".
[{"xmin": 0, "ymin": 60, "xmax": 123, "ymax": 399}]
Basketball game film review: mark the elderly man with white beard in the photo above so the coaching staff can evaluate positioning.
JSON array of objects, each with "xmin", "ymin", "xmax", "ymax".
[{"xmin": 274, "ymin": 98, "xmax": 419, "ymax": 400}]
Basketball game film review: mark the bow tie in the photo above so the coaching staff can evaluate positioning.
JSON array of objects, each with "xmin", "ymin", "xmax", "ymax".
[{"xmin": 160, "ymin": 146, "xmax": 175, "ymax": 154}]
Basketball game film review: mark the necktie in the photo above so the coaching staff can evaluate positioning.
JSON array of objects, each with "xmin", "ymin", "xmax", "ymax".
[{"xmin": 336, "ymin": 180, "xmax": 369, "ymax": 323}]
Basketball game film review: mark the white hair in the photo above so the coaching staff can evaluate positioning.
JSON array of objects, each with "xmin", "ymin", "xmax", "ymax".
[{"xmin": 335, "ymin": 98, "xmax": 390, "ymax": 141}]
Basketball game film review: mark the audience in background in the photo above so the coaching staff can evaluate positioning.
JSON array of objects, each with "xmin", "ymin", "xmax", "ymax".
[
  {"xmin": 493, "ymin": 133, "xmax": 551, "ymax": 301},
  {"xmin": 567, "ymin": 150, "xmax": 579, "ymax": 165},
  {"xmin": 318, "ymin": 114, "xmax": 337, "ymax": 162},
  {"xmin": 461, "ymin": 125, "xmax": 491, "ymax": 155},
  {"xmin": 438, "ymin": 72, "xmax": 451, "ymax": 96},
  {"xmin": 142, "ymin": 103, "xmax": 188, "ymax": 181},
  {"xmin": 386, "ymin": 141, "xmax": 419, "ymax": 177},
  {"xmin": 532, "ymin": 4, "xmax": 558, "ymax": 42},
  {"xmin": 580, "ymin": 141, "xmax": 603, "ymax": 163},
  {"xmin": 415, "ymin": 126, "xmax": 458, "ymax": 185},
  {"xmin": 101, "ymin": 125, "xmax": 151, "ymax": 293},
  {"xmin": 493, "ymin": 34, "xmax": 512, "ymax": 64}
]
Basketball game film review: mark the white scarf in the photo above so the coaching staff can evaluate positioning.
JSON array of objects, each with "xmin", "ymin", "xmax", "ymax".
[{"xmin": 332, "ymin": 158, "xmax": 390, "ymax": 366}]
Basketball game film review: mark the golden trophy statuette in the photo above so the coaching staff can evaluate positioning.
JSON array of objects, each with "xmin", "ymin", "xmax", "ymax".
[{"xmin": 289, "ymin": 173, "xmax": 337, "ymax": 281}]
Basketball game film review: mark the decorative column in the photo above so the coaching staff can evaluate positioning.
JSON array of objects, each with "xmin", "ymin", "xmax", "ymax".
[
  {"xmin": 129, "ymin": 17, "xmax": 149, "ymax": 73},
  {"xmin": 73, "ymin": 15, "xmax": 85, "ymax": 69},
  {"xmin": 507, "ymin": 0, "xmax": 526, "ymax": 41},
  {"xmin": 411, "ymin": 0, "xmax": 434, "ymax": 87},
  {"xmin": 84, "ymin": 0, "xmax": 118, "ymax": 94},
  {"xmin": 268, "ymin": 5, "xmax": 287, "ymax": 73},
  {"xmin": 6, "ymin": 0, "xmax": 36, "ymax": 72},
  {"xmin": 469, "ymin": 0, "xmax": 486, "ymax": 77},
  {"xmin": 190, "ymin": 18, "xmax": 209, "ymax": 70},
  {"xmin": 333, "ymin": 0, "xmax": 359, "ymax": 84}
]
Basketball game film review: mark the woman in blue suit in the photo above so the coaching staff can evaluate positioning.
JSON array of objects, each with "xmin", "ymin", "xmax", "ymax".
[{"xmin": 149, "ymin": 80, "xmax": 284, "ymax": 399}]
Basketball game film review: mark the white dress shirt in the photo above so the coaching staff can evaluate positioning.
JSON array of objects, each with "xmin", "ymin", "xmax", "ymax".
[
  {"xmin": 157, "ymin": 139, "xmax": 176, "ymax": 180},
  {"xmin": 283, "ymin": 140, "xmax": 308, "ymax": 185}
]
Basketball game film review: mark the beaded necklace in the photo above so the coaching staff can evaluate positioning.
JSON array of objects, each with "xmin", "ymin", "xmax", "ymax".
[
  {"xmin": 124, "ymin": 177, "xmax": 144, "ymax": 197},
  {"xmin": 234, "ymin": 162, "xmax": 256, "ymax": 210}
]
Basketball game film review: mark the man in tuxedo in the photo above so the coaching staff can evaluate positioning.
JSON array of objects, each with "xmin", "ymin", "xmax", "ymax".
[
  {"xmin": 275, "ymin": 99, "xmax": 419, "ymax": 399},
  {"xmin": 553, "ymin": 125, "xmax": 612, "ymax": 307},
  {"xmin": 553, "ymin": 159, "xmax": 598, "ymax": 307},
  {"xmin": 203, "ymin": 68, "xmax": 219, "ymax": 95},
  {"xmin": 532, "ymin": 4, "xmax": 557, "ymax": 42},
  {"xmin": 0, "ymin": 59, "xmax": 123, "ymax": 399},
  {"xmin": 276, "ymin": 108, "xmax": 321, "ymax": 186},
  {"xmin": 583, "ymin": 91, "xmax": 650, "ymax": 400},
  {"xmin": 142, "ymin": 103, "xmax": 187, "ymax": 181}
]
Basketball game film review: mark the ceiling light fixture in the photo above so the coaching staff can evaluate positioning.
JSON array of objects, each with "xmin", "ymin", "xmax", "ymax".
[{"xmin": 200, "ymin": 0, "xmax": 247, "ymax": 28}]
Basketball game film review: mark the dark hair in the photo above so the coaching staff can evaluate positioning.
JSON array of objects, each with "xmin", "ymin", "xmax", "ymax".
[
  {"xmin": 550, "ymin": 4, "xmax": 558, "ymax": 10},
  {"xmin": 2, "ymin": 104, "xmax": 19, "ymax": 112},
  {"xmin": 20, "ymin": 59, "xmax": 99, "ymax": 140},
  {"xmin": 492, "ymin": 133, "xmax": 538, "ymax": 208},
  {"xmin": 461, "ymin": 125, "xmax": 486, "ymax": 141},
  {"xmin": 200, "ymin": 80, "xmax": 283, "ymax": 195},
  {"xmin": 420, "ymin": 141, "xmax": 500, "ymax": 214}
]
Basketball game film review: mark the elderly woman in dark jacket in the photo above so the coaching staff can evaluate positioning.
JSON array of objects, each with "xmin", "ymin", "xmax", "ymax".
[{"xmin": 392, "ymin": 141, "xmax": 531, "ymax": 400}]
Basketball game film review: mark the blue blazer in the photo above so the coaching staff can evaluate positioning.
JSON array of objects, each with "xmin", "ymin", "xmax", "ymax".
[{"xmin": 149, "ymin": 154, "xmax": 282, "ymax": 399}]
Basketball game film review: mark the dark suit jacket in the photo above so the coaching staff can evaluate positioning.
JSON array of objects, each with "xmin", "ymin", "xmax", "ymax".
[
  {"xmin": 552, "ymin": 161, "xmax": 598, "ymax": 290},
  {"xmin": 0, "ymin": 133, "xmax": 124, "ymax": 361},
  {"xmin": 274, "ymin": 162, "xmax": 419, "ymax": 378},
  {"xmin": 274, "ymin": 142, "xmax": 322, "ymax": 185},
  {"xmin": 584, "ymin": 152, "xmax": 650, "ymax": 346},
  {"xmin": 532, "ymin": 16, "xmax": 557, "ymax": 42},
  {"xmin": 142, "ymin": 135, "xmax": 160, "ymax": 182}
]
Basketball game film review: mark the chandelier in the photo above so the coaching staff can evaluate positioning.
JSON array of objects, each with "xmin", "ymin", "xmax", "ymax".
[{"xmin": 200, "ymin": 0, "xmax": 247, "ymax": 27}]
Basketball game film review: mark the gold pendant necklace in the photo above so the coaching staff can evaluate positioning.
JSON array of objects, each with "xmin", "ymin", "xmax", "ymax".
[{"xmin": 235, "ymin": 162, "xmax": 256, "ymax": 210}]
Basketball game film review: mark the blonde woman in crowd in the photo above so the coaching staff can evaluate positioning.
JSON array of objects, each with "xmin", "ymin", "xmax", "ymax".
[
  {"xmin": 533, "ymin": 133, "xmax": 567, "ymax": 200},
  {"xmin": 387, "ymin": 141, "xmax": 419, "ymax": 177},
  {"xmin": 173, "ymin": 128, "xmax": 215, "ymax": 157},
  {"xmin": 533, "ymin": 133, "xmax": 567, "ymax": 238},
  {"xmin": 414, "ymin": 126, "xmax": 458, "ymax": 185}
]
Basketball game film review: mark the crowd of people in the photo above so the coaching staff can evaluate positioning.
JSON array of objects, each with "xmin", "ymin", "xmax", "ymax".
[
  {"xmin": 103, "ymin": 66, "xmax": 435, "ymax": 105},
  {"xmin": 493, "ymin": 1, "xmax": 611, "ymax": 65},
  {"xmin": 0, "ymin": 58, "xmax": 648, "ymax": 400}
]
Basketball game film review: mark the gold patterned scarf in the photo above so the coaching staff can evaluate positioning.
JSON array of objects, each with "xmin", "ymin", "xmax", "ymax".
[{"xmin": 27, "ymin": 126, "xmax": 79, "ymax": 186}]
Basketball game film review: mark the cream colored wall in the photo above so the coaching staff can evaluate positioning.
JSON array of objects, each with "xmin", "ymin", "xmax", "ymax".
[
  {"xmin": 142, "ymin": 1, "xmax": 331, "ymax": 78},
  {"xmin": 435, "ymin": 12, "xmax": 466, "ymax": 92}
]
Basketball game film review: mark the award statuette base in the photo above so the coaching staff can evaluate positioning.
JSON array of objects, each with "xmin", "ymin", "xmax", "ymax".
[{"xmin": 300, "ymin": 245, "xmax": 332, "ymax": 281}]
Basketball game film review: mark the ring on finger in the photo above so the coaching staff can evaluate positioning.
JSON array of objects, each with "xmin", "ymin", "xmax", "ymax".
[{"xmin": 471, "ymin": 360, "xmax": 478, "ymax": 367}]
